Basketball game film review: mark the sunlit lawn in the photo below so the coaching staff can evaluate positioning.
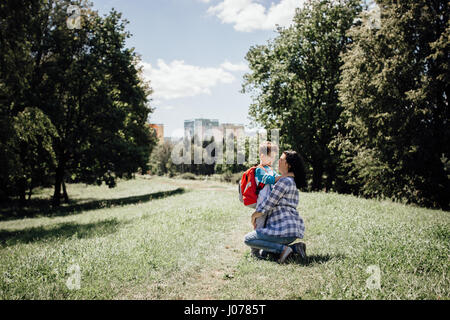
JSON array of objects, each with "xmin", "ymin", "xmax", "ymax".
[{"xmin": 0, "ymin": 175, "xmax": 448, "ymax": 299}]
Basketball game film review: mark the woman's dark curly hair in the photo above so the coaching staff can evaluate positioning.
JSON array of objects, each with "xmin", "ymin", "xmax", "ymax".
[{"xmin": 283, "ymin": 150, "xmax": 307, "ymax": 190}]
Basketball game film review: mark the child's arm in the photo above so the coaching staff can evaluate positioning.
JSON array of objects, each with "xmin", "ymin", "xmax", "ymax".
[
  {"xmin": 256, "ymin": 167, "xmax": 293, "ymax": 185},
  {"xmin": 275, "ymin": 172, "xmax": 294, "ymax": 183},
  {"xmin": 255, "ymin": 167, "xmax": 276, "ymax": 185}
]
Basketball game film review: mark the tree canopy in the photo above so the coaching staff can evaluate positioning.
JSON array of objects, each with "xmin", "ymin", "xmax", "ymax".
[
  {"xmin": 243, "ymin": 0, "xmax": 362, "ymax": 191},
  {"xmin": 0, "ymin": 0, "xmax": 157, "ymax": 205},
  {"xmin": 243, "ymin": 0, "xmax": 449, "ymax": 209},
  {"xmin": 335, "ymin": 0, "xmax": 449, "ymax": 208}
]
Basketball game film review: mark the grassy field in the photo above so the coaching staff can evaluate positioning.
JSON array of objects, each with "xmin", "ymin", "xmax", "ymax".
[{"xmin": 0, "ymin": 175, "xmax": 449, "ymax": 300}]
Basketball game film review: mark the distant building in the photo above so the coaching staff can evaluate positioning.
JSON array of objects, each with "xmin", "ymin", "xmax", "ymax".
[
  {"xmin": 220, "ymin": 123, "xmax": 245, "ymax": 140},
  {"xmin": 148, "ymin": 123, "xmax": 164, "ymax": 144},
  {"xmin": 164, "ymin": 137, "xmax": 174, "ymax": 144},
  {"xmin": 184, "ymin": 118, "xmax": 220, "ymax": 141}
]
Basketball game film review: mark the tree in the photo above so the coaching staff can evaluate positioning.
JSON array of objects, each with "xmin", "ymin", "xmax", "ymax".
[
  {"xmin": 335, "ymin": 0, "xmax": 449, "ymax": 208},
  {"xmin": 0, "ymin": 0, "xmax": 157, "ymax": 205},
  {"xmin": 148, "ymin": 140, "xmax": 174, "ymax": 176},
  {"xmin": 12, "ymin": 108, "xmax": 58, "ymax": 203},
  {"xmin": 45, "ymin": 2, "xmax": 156, "ymax": 205},
  {"xmin": 243, "ymin": 0, "xmax": 361, "ymax": 191},
  {"xmin": 0, "ymin": 0, "xmax": 59, "ymax": 201}
]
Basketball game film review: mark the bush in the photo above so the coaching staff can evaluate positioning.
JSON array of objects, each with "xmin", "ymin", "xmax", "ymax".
[
  {"xmin": 168, "ymin": 171, "xmax": 176, "ymax": 178},
  {"xmin": 178, "ymin": 172, "xmax": 197, "ymax": 180},
  {"xmin": 232, "ymin": 172, "xmax": 243, "ymax": 184},
  {"xmin": 220, "ymin": 172, "xmax": 243, "ymax": 184},
  {"xmin": 222, "ymin": 172, "xmax": 233, "ymax": 183}
]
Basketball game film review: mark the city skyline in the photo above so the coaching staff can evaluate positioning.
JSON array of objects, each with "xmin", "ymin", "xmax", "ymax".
[{"xmin": 149, "ymin": 117, "xmax": 263, "ymax": 140}]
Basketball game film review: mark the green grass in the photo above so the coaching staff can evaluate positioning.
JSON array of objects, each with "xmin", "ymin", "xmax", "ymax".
[{"xmin": 0, "ymin": 176, "xmax": 448, "ymax": 299}]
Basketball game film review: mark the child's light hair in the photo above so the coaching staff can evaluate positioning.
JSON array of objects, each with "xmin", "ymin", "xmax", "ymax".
[{"xmin": 259, "ymin": 141, "xmax": 279, "ymax": 157}]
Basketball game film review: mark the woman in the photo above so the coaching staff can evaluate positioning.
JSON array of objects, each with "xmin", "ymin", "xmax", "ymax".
[{"xmin": 244, "ymin": 150, "xmax": 307, "ymax": 263}]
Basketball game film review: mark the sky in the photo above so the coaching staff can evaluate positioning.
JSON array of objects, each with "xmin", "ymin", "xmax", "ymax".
[{"xmin": 91, "ymin": 0, "xmax": 307, "ymax": 138}]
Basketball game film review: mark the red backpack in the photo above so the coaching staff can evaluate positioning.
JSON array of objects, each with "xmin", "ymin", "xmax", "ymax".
[{"xmin": 238, "ymin": 165, "xmax": 268, "ymax": 207}]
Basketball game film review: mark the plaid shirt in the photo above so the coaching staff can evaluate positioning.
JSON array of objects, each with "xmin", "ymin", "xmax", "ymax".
[{"xmin": 255, "ymin": 177, "xmax": 305, "ymax": 238}]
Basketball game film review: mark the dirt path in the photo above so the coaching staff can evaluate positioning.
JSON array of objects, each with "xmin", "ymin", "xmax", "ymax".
[
  {"xmin": 119, "ymin": 216, "xmax": 249, "ymax": 300},
  {"xmin": 181, "ymin": 224, "xmax": 249, "ymax": 300},
  {"xmin": 118, "ymin": 177, "xmax": 250, "ymax": 300}
]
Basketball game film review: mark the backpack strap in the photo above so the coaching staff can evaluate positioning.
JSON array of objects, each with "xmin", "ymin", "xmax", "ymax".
[
  {"xmin": 256, "ymin": 164, "xmax": 269, "ymax": 173},
  {"xmin": 254, "ymin": 165, "xmax": 269, "ymax": 194}
]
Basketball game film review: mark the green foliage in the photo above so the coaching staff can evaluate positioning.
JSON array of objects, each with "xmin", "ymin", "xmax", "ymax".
[
  {"xmin": 178, "ymin": 172, "xmax": 197, "ymax": 180},
  {"xmin": 441, "ymin": 154, "xmax": 450, "ymax": 179},
  {"xmin": 243, "ymin": 0, "xmax": 361, "ymax": 191},
  {"xmin": 148, "ymin": 140, "xmax": 175, "ymax": 176},
  {"xmin": 13, "ymin": 108, "xmax": 58, "ymax": 199},
  {"xmin": 335, "ymin": 0, "xmax": 450, "ymax": 209},
  {"xmin": 0, "ymin": 108, "xmax": 58, "ymax": 201},
  {"xmin": 168, "ymin": 136, "xmax": 219, "ymax": 176},
  {"xmin": 0, "ymin": 0, "xmax": 156, "ymax": 205},
  {"xmin": 221, "ymin": 172, "xmax": 243, "ymax": 184}
]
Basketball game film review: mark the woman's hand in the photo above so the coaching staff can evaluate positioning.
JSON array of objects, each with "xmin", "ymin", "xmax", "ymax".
[{"xmin": 251, "ymin": 211, "xmax": 263, "ymax": 229}]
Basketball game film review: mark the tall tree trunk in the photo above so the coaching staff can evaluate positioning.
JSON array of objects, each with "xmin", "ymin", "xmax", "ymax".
[
  {"xmin": 62, "ymin": 181, "xmax": 69, "ymax": 203},
  {"xmin": 52, "ymin": 167, "xmax": 62, "ymax": 207},
  {"xmin": 52, "ymin": 159, "xmax": 65, "ymax": 206},
  {"xmin": 28, "ymin": 180, "xmax": 33, "ymax": 201}
]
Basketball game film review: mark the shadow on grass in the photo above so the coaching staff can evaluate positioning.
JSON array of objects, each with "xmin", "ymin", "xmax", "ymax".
[
  {"xmin": 0, "ymin": 218, "xmax": 123, "ymax": 247},
  {"xmin": 257, "ymin": 252, "xmax": 343, "ymax": 266},
  {"xmin": 0, "ymin": 188, "xmax": 186, "ymax": 222},
  {"xmin": 289, "ymin": 253, "xmax": 343, "ymax": 266}
]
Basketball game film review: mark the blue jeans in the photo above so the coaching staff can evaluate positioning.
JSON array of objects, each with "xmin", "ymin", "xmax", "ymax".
[{"xmin": 244, "ymin": 230, "xmax": 298, "ymax": 254}]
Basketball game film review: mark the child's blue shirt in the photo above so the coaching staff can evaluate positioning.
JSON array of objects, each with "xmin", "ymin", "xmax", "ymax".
[{"xmin": 255, "ymin": 165, "xmax": 280, "ymax": 185}]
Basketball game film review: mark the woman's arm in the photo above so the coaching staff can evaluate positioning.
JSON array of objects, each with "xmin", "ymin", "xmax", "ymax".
[
  {"xmin": 256, "ymin": 168, "xmax": 293, "ymax": 185},
  {"xmin": 255, "ymin": 178, "xmax": 289, "ymax": 215}
]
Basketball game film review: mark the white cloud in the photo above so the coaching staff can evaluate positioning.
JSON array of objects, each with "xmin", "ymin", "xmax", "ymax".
[
  {"xmin": 141, "ymin": 59, "xmax": 235, "ymax": 100},
  {"xmin": 207, "ymin": 0, "xmax": 305, "ymax": 32},
  {"xmin": 220, "ymin": 60, "xmax": 249, "ymax": 72},
  {"xmin": 151, "ymin": 99, "xmax": 162, "ymax": 105}
]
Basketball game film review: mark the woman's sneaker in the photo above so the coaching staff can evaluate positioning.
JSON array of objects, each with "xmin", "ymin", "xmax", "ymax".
[
  {"xmin": 291, "ymin": 242, "xmax": 307, "ymax": 260},
  {"xmin": 278, "ymin": 246, "xmax": 293, "ymax": 264},
  {"xmin": 251, "ymin": 248, "xmax": 261, "ymax": 258}
]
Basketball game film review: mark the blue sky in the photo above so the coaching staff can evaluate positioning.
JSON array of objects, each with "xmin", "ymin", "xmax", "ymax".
[{"xmin": 92, "ymin": 0, "xmax": 306, "ymax": 137}]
